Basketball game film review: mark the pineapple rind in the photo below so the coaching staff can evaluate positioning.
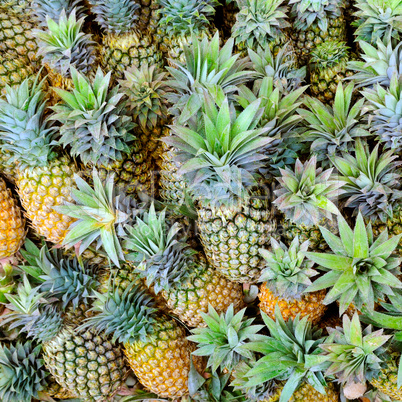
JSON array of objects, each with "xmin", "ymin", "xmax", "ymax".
[{"xmin": 370, "ymin": 355, "xmax": 402, "ymax": 400}]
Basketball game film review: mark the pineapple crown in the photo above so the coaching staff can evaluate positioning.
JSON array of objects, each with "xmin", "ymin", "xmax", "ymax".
[
  {"xmin": 165, "ymin": 94, "xmax": 274, "ymax": 207},
  {"xmin": 306, "ymin": 212, "xmax": 402, "ymax": 314},
  {"xmin": 0, "ymin": 74, "xmax": 58, "ymax": 170},
  {"xmin": 320, "ymin": 314, "xmax": 390, "ymax": 394},
  {"xmin": 19, "ymin": 239, "xmax": 99, "ymax": 311},
  {"xmin": 362, "ymin": 72, "xmax": 402, "ymax": 153},
  {"xmin": 348, "ymin": 38, "xmax": 402, "ymax": 88},
  {"xmin": 0, "ymin": 341, "xmax": 48, "ymax": 402},
  {"xmin": 353, "ymin": 0, "xmax": 402, "ymax": 44},
  {"xmin": 78, "ymin": 284, "xmax": 158, "ymax": 344},
  {"xmin": 236, "ymin": 306, "xmax": 329, "ymax": 402},
  {"xmin": 89, "ymin": 0, "xmax": 140, "ymax": 35},
  {"xmin": 165, "ymin": 32, "xmax": 255, "ymax": 124},
  {"xmin": 331, "ymin": 139, "xmax": 402, "ymax": 222},
  {"xmin": 119, "ymin": 64, "xmax": 170, "ymax": 131},
  {"xmin": 273, "ymin": 156, "xmax": 343, "ymax": 227},
  {"xmin": 32, "ymin": 0, "xmax": 86, "ymax": 28},
  {"xmin": 56, "ymin": 170, "xmax": 142, "ymax": 268},
  {"xmin": 51, "ymin": 67, "xmax": 136, "ymax": 168},
  {"xmin": 187, "ymin": 304, "xmax": 264, "ymax": 374},
  {"xmin": 310, "ymin": 40, "xmax": 349, "ymax": 69},
  {"xmin": 157, "ymin": 0, "xmax": 218, "ymax": 38},
  {"xmin": 235, "ymin": 77, "xmax": 306, "ymax": 176},
  {"xmin": 248, "ymin": 45, "xmax": 306, "ymax": 94},
  {"xmin": 0, "ymin": 263, "xmax": 17, "ymax": 305},
  {"xmin": 289, "ymin": 0, "xmax": 344, "ymax": 32},
  {"xmin": 259, "ymin": 236, "xmax": 318, "ymax": 300},
  {"xmin": 232, "ymin": 0, "xmax": 290, "ymax": 51},
  {"xmin": 123, "ymin": 204, "xmax": 197, "ymax": 294},
  {"xmin": 299, "ymin": 83, "xmax": 371, "ymax": 168},
  {"xmin": 2, "ymin": 276, "xmax": 64, "ymax": 343},
  {"xmin": 34, "ymin": 9, "xmax": 97, "ymax": 79}
]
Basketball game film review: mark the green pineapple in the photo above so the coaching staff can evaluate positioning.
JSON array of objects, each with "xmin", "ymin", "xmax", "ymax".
[
  {"xmin": 123, "ymin": 204, "xmax": 244, "ymax": 327},
  {"xmin": 166, "ymin": 94, "xmax": 277, "ymax": 283},
  {"xmin": 306, "ymin": 212, "xmax": 402, "ymax": 315},
  {"xmin": 231, "ymin": 0, "xmax": 291, "ymax": 56},
  {"xmin": 299, "ymin": 82, "xmax": 370, "ymax": 167},
  {"xmin": 273, "ymin": 156, "xmax": 343, "ymax": 251},
  {"xmin": 289, "ymin": 0, "xmax": 347, "ymax": 65}
]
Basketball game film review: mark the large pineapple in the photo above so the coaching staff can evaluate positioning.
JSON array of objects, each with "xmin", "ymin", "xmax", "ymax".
[
  {"xmin": 165, "ymin": 94, "xmax": 277, "ymax": 283},
  {"xmin": 273, "ymin": 156, "xmax": 343, "ymax": 251},
  {"xmin": 232, "ymin": 306, "xmax": 339, "ymax": 402},
  {"xmin": 0, "ymin": 76, "xmax": 76, "ymax": 244},
  {"xmin": 299, "ymin": 82, "xmax": 370, "ymax": 167},
  {"xmin": 305, "ymin": 212, "xmax": 402, "ymax": 315},
  {"xmin": 89, "ymin": 0, "xmax": 163, "ymax": 80},
  {"xmin": 80, "ymin": 284, "xmax": 194, "ymax": 399},
  {"xmin": 289, "ymin": 0, "xmax": 347, "ymax": 65},
  {"xmin": 123, "ymin": 204, "xmax": 244, "ymax": 327},
  {"xmin": 231, "ymin": 0, "xmax": 291, "ymax": 56},
  {"xmin": 258, "ymin": 236, "xmax": 327, "ymax": 324}
]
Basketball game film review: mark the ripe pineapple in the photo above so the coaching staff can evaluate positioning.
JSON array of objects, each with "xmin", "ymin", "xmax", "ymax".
[
  {"xmin": 308, "ymin": 41, "xmax": 353, "ymax": 103},
  {"xmin": 320, "ymin": 313, "xmax": 391, "ymax": 400},
  {"xmin": 80, "ymin": 284, "xmax": 194, "ymax": 399},
  {"xmin": 231, "ymin": 0, "xmax": 291, "ymax": 56},
  {"xmin": 232, "ymin": 306, "xmax": 339, "ymax": 401},
  {"xmin": 258, "ymin": 236, "xmax": 327, "ymax": 324},
  {"xmin": 273, "ymin": 156, "xmax": 343, "ymax": 251},
  {"xmin": 123, "ymin": 204, "xmax": 244, "ymax": 327},
  {"xmin": 0, "ymin": 75, "xmax": 76, "ymax": 244},
  {"xmin": 157, "ymin": 0, "xmax": 219, "ymax": 64},
  {"xmin": 289, "ymin": 0, "xmax": 347, "ymax": 65},
  {"xmin": 166, "ymin": 94, "xmax": 277, "ymax": 283},
  {"xmin": 89, "ymin": 0, "xmax": 163, "ymax": 80},
  {"xmin": 299, "ymin": 82, "xmax": 370, "ymax": 167},
  {"xmin": 305, "ymin": 212, "xmax": 402, "ymax": 315},
  {"xmin": 2, "ymin": 277, "xmax": 127, "ymax": 400}
]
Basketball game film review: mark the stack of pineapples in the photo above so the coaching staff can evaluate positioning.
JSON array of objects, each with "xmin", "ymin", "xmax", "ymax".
[{"xmin": 0, "ymin": 0, "xmax": 402, "ymax": 401}]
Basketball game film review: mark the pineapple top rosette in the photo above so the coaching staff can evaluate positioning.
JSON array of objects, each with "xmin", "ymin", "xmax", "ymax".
[{"xmin": 32, "ymin": 0, "xmax": 86, "ymax": 27}]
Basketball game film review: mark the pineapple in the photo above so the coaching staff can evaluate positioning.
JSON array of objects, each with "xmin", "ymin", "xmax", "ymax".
[
  {"xmin": 289, "ymin": 0, "xmax": 347, "ymax": 65},
  {"xmin": 0, "ymin": 340, "xmax": 48, "ymax": 401},
  {"xmin": 33, "ymin": 9, "xmax": 97, "ymax": 93},
  {"xmin": 1, "ymin": 277, "xmax": 127, "ymax": 400},
  {"xmin": 320, "ymin": 313, "xmax": 391, "ymax": 400},
  {"xmin": 165, "ymin": 94, "xmax": 277, "ymax": 283},
  {"xmin": 362, "ymin": 72, "xmax": 402, "ymax": 153},
  {"xmin": 231, "ymin": 0, "xmax": 291, "ymax": 56},
  {"xmin": 273, "ymin": 156, "xmax": 343, "ymax": 251},
  {"xmin": 51, "ymin": 67, "xmax": 154, "ymax": 197},
  {"xmin": 80, "ymin": 284, "xmax": 194, "ymax": 399},
  {"xmin": 305, "ymin": 212, "xmax": 402, "ymax": 315},
  {"xmin": 232, "ymin": 306, "xmax": 339, "ymax": 402},
  {"xmin": 331, "ymin": 139, "xmax": 402, "ymax": 250},
  {"xmin": 308, "ymin": 41, "xmax": 353, "ymax": 103},
  {"xmin": 188, "ymin": 304, "xmax": 263, "ymax": 373},
  {"xmin": 0, "ymin": 177, "xmax": 25, "ymax": 259},
  {"xmin": 299, "ymin": 82, "xmax": 370, "ymax": 167},
  {"xmin": 123, "ymin": 204, "xmax": 244, "ymax": 327},
  {"xmin": 258, "ymin": 236, "xmax": 327, "ymax": 324},
  {"xmin": 353, "ymin": 0, "xmax": 402, "ymax": 44},
  {"xmin": 157, "ymin": 0, "xmax": 219, "ymax": 64},
  {"xmin": 0, "ymin": 75, "xmax": 77, "ymax": 244},
  {"xmin": 89, "ymin": 0, "xmax": 163, "ymax": 80}
]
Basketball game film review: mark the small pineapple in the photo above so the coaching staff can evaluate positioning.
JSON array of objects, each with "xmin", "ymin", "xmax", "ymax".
[
  {"xmin": 258, "ymin": 236, "xmax": 327, "ymax": 324},
  {"xmin": 123, "ymin": 204, "xmax": 244, "ymax": 327},
  {"xmin": 305, "ymin": 212, "xmax": 402, "ymax": 315}
]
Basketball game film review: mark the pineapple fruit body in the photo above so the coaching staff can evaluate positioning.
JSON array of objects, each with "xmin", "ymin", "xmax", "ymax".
[
  {"xmin": 197, "ymin": 195, "xmax": 276, "ymax": 283},
  {"xmin": 259, "ymin": 283, "xmax": 327, "ymax": 324},
  {"xmin": 371, "ymin": 210, "xmax": 402, "ymax": 255},
  {"xmin": 124, "ymin": 315, "xmax": 192, "ymax": 399},
  {"xmin": 0, "ymin": 177, "xmax": 25, "ymax": 258},
  {"xmin": 265, "ymin": 382, "xmax": 339, "ymax": 402},
  {"xmin": 43, "ymin": 326, "xmax": 127, "ymax": 401},
  {"xmin": 16, "ymin": 157, "xmax": 76, "ymax": 244}
]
